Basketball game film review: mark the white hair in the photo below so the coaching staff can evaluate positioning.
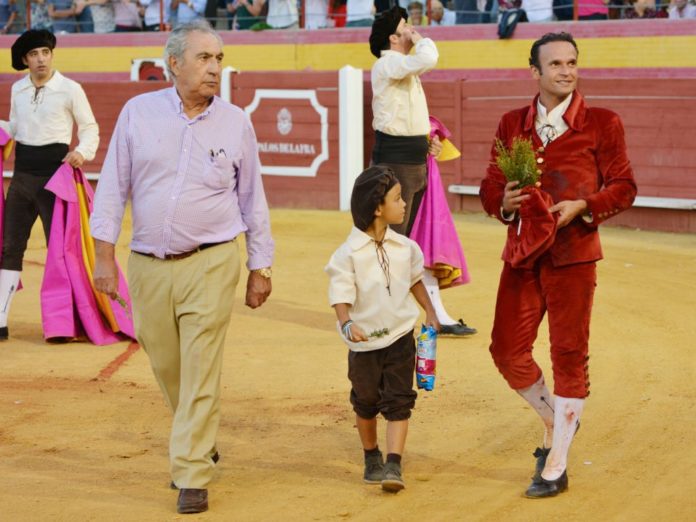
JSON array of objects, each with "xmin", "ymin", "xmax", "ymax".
[{"xmin": 163, "ymin": 20, "xmax": 223, "ymax": 79}]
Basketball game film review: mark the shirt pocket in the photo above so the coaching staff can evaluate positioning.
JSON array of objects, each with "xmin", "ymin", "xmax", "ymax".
[{"xmin": 203, "ymin": 155, "xmax": 238, "ymax": 191}]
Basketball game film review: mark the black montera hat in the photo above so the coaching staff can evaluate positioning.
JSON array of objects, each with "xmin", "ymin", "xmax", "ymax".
[
  {"xmin": 351, "ymin": 166, "xmax": 399, "ymax": 231},
  {"xmin": 11, "ymin": 30, "xmax": 56, "ymax": 71},
  {"xmin": 369, "ymin": 5, "xmax": 408, "ymax": 59}
]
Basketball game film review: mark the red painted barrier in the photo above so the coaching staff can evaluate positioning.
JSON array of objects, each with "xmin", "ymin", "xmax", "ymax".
[{"xmin": 2, "ymin": 75, "xmax": 695, "ymax": 232}]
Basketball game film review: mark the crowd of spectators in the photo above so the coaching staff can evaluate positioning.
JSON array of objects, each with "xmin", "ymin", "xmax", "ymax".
[{"xmin": 0, "ymin": 0, "xmax": 693, "ymax": 34}]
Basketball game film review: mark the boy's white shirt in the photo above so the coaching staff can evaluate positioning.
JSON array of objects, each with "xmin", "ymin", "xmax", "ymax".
[{"xmin": 325, "ymin": 226, "xmax": 424, "ymax": 352}]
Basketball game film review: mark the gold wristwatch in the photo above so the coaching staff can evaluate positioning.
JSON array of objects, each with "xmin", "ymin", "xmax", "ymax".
[{"xmin": 254, "ymin": 267, "xmax": 272, "ymax": 279}]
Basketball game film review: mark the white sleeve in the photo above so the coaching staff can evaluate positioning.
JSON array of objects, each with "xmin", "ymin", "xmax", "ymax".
[
  {"xmin": 410, "ymin": 240, "xmax": 425, "ymax": 287},
  {"xmin": 380, "ymin": 38, "xmax": 439, "ymax": 80},
  {"xmin": 325, "ymin": 246, "xmax": 357, "ymax": 306},
  {"xmin": 90, "ymin": 102, "xmax": 132, "ymax": 245},
  {"xmin": 71, "ymin": 83, "xmax": 100, "ymax": 161}
]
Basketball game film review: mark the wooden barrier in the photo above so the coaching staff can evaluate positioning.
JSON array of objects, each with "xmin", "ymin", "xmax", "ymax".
[
  {"xmin": 229, "ymin": 71, "xmax": 341, "ymax": 209},
  {"xmin": 441, "ymin": 78, "xmax": 696, "ymax": 232},
  {"xmin": 0, "ymin": 80, "xmax": 169, "ymax": 172},
  {"xmin": 1, "ymin": 75, "xmax": 695, "ymax": 232}
]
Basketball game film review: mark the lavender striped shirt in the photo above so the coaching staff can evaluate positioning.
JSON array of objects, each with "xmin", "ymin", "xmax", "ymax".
[{"xmin": 90, "ymin": 87, "xmax": 274, "ymax": 270}]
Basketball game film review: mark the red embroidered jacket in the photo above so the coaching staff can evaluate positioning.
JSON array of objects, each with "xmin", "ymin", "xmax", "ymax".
[{"xmin": 480, "ymin": 91, "xmax": 638, "ymax": 267}]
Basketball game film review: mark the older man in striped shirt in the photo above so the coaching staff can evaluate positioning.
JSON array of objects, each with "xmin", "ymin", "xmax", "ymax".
[{"xmin": 90, "ymin": 20, "xmax": 274, "ymax": 515}]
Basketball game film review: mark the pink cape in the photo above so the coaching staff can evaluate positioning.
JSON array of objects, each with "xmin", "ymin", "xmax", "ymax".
[
  {"xmin": 409, "ymin": 117, "xmax": 471, "ymax": 288},
  {"xmin": 41, "ymin": 163, "xmax": 134, "ymax": 345}
]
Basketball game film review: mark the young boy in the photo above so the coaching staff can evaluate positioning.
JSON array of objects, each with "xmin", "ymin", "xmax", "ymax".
[{"xmin": 325, "ymin": 165, "xmax": 439, "ymax": 492}]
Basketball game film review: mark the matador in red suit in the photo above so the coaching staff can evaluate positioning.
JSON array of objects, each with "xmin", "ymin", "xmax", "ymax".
[{"xmin": 479, "ymin": 32, "xmax": 637, "ymax": 498}]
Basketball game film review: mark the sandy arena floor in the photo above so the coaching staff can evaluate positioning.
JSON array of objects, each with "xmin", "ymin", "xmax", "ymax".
[{"xmin": 0, "ymin": 209, "xmax": 695, "ymax": 521}]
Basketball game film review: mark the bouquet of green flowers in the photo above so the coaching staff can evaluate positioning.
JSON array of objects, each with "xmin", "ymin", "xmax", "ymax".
[{"xmin": 494, "ymin": 137, "xmax": 540, "ymax": 189}]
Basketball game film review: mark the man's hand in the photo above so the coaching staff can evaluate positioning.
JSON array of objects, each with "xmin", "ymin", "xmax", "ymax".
[
  {"xmin": 428, "ymin": 135, "xmax": 442, "ymax": 158},
  {"xmin": 245, "ymin": 271, "xmax": 271, "ymax": 308},
  {"xmin": 63, "ymin": 150, "xmax": 85, "ymax": 168},
  {"xmin": 549, "ymin": 199, "xmax": 588, "ymax": 228},
  {"xmin": 501, "ymin": 181, "xmax": 531, "ymax": 215},
  {"xmin": 410, "ymin": 28, "xmax": 422, "ymax": 44},
  {"xmin": 93, "ymin": 240, "xmax": 119, "ymax": 299}
]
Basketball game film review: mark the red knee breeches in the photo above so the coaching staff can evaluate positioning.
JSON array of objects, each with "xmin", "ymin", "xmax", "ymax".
[{"xmin": 489, "ymin": 256, "xmax": 596, "ymax": 398}]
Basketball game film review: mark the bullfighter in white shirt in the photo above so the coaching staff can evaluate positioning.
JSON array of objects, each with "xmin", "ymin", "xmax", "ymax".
[
  {"xmin": 0, "ymin": 29, "xmax": 99, "ymax": 341},
  {"xmin": 369, "ymin": 6, "xmax": 477, "ymax": 337}
]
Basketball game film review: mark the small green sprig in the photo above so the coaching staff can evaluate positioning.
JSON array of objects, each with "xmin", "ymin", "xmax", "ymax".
[
  {"xmin": 495, "ymin": 137, "xmax": 540, "ymax": 189},
  {"xmin": 114, "ymin": 293, "xmax": 132, "ymax": 319},
  {"xmin": 368, "ymin": 328, "xmax": 390, "ymax": 339}
]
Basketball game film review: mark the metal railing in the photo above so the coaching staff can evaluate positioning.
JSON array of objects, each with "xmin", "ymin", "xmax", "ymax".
[{"xmin": 2, "ymin": 0, "xmax": 677, "ymax": 34}]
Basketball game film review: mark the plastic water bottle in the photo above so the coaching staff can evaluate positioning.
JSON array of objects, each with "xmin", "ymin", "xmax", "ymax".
[{"xmin": 416, "ymin": 325, "xmax": 437, "ymax": 391}]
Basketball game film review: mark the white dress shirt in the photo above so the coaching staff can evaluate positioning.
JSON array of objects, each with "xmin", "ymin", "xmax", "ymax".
[
  {"xmin": 0, "ymin": 71, "xmax": 99, "ymax": 161},
  {"xmin": 140, "ymin": 0, "xmax": 171, "ymax": 26},
  {"xmin": 371, "ymin": 38, "xmax": 438, "ymax": 137},
  {"xmin": 346, "ymin": 0, "xmax": 373, "ymax": 23},
  {"xmin": 535, "ymin": 92, "xmax": 573, "ymax": 145},
  {"xmin": 521, "ymin": 0, "xmax": 553, "ymax": 21},
  {"xmin": 325, "ymin": 227, "xmax": 424, "ymax": 352},
  {"xmin": 266, "ymin": 0, "xmax": 299, "ymax": 28},
  {"xmin": 668, "ymin": 3, "xmax": 696, "ymax": 18}
]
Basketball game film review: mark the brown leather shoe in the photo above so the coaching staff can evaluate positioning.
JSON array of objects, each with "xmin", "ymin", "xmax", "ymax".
[{"xmin": 177, "ymin": 488, "xmax": 208, "ymax": 514}]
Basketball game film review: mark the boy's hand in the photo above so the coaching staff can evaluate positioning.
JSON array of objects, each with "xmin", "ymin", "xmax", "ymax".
[
  {"xmin": 346, "ymin": 323, "xmax": 368, "ymax": 342},
  {"xmin": 424, "ymin": 312, "xmax": 440, "ymax": 334}
]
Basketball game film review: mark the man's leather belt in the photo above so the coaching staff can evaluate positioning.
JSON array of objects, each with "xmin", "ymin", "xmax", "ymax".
[{"xmin": 133, "ymin": 239, "xmax": 233, "ymax": 261}]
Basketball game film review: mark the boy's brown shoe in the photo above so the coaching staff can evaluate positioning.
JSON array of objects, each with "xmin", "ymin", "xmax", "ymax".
[
  {"xmin": 381, "ymin": 462, "xmax": 405, "ymax": 492},
  {"xmin": 363, "ymin": 450, "xmax": 384, "ymax": 484}
]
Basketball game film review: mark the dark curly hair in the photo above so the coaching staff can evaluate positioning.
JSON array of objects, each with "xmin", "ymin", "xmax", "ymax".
[{"xmin": 529, "ymin": 32, "xmax": 579, "ymax": 71}]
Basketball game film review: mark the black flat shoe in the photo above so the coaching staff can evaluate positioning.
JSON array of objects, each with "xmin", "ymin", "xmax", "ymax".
[
  {"xmin": 0, "ymin": 326, "xmax": 8, "ymax": 341},
  {"xmin": 439, "ymin": 319, "xmax": 477, "ymax": 336},
  {"xmin": 531, "ymin": 447, "xmax": 550, "ymax": 484},
  {"xmin": 525, "ymin": 470, "xmax": 568, "ymax": 498}
]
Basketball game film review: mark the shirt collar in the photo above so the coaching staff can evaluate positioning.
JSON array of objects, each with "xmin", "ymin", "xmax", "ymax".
[
  {"xmin": 524, "ymin": 90, "xmax": 587, "ymax": 132},
  {"xmin": 536, "ymin": 92, "xmax": 573, "ymax": 129},
  {"xmin": 167, "ymin": 85, "xmax": 217, "ymax": 121},
  {"xmin": 380, "ymin": 49, "xmax": 403, "ymax": 58},
  {"xmin": 17, "ymin": 70, "xmax": 64, "ymax": 92},
  {"xmin": 346, "ymin": 226, "xmax": 409, "ymax": 251},
  {"xmin": 43, "ymin": 70, "xmax": 64, "ymax": 91}
]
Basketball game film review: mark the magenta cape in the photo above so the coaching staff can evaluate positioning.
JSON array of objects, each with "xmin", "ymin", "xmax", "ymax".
[
  {"xmin": 409, "ymin": 116, "xmax": 471, "ymax": 288},
  {"xmin": 41, "ymin": 163, "xmax": 134, "ymax": 344}
]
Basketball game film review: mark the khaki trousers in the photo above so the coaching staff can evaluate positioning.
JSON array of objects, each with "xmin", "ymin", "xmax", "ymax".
[{"xmin": 128, "ymin": 241, "xmax": 241, "ymax": 488}]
